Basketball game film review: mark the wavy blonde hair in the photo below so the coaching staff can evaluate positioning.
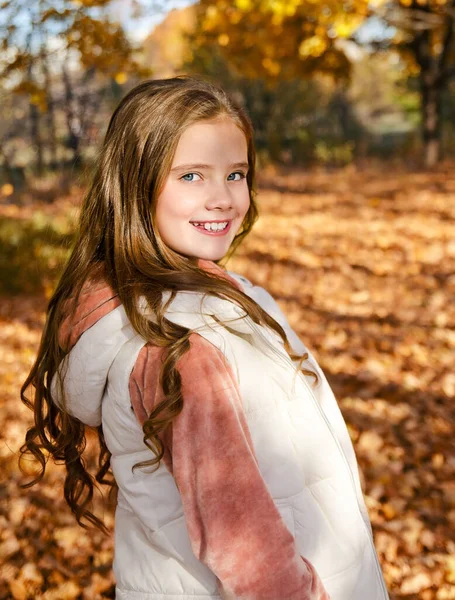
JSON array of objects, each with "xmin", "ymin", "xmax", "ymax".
[{"xmin": 20, "ymin": 75, "xmax": 319, "ymax": 534}]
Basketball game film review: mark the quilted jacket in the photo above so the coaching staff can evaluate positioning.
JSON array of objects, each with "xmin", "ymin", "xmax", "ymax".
[{"xmin": 51, "ymin": 259, "xmax": 389, "ymax": 600}]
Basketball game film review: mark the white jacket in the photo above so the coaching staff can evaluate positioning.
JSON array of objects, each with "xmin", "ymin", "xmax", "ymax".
[{"xmin": 52, "ymin": 268, "xmax": 389, "ymax": 599}]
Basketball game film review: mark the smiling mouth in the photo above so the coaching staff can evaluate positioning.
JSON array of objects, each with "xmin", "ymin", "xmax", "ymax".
[
  {"xmin": 191, "ymin": 220, "xmax": 230, "ymax": 232},
  {"xmin": 190, "ymin": 220, "xmax": 233, "ymax": 235}
]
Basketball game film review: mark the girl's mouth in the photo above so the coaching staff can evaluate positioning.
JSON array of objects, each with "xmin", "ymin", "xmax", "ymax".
[{"xmin": 190, "ymin": 220, "xmax": 232, "ymax": 236}]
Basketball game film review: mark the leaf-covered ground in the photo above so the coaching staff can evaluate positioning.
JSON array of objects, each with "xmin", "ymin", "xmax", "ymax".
[{"xmin": 0, "ymin": 163, "xmax": 454, "ymax": 599}]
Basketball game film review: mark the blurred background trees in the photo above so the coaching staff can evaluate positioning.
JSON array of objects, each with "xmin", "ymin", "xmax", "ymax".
[
  {"xmin": 369, "ymin": 1, "xmax": 455, "ymax": 166},
  {"xmin": 0, "ymin": 0, "xmax": 454, "ymax": 188},
  {"xmin": 0, "ymin": 0, "xmax": 150, "ymax": 189}
]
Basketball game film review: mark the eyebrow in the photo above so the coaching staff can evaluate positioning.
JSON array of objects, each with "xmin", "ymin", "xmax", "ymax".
[{"xmin": 170, "ymin": 162, "xmax": 250, "ymax": 172}]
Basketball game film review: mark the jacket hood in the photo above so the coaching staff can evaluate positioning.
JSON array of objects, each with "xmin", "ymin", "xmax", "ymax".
[{"xmin": 50, "ymin": 260, "xmax": 255, "ymax": 427}]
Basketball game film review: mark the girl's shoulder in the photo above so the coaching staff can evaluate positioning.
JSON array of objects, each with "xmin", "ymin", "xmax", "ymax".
[
  {"xmin": 225, "ymin": 271, "xmax": 285, "ymax": 323},
  {"xmin": 58, "ymin": 268, "xmax": 120, "ymax": 353},
  {"xmin": 225, "ymin": 270, "xmax": 254, "ymax": 290}
]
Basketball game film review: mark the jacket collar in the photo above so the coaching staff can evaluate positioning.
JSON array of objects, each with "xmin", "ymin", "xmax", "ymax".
[{"xmin": 53, "ymin": 259, "xmax": 287, "ymax": 428}]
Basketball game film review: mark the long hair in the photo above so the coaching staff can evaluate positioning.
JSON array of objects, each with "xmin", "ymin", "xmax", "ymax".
[{"xmin": 20, "ymin": 75, "xmax": 319, "ymax": 534}]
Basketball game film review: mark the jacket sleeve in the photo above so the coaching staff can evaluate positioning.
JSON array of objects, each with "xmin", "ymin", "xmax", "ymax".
[{"xmin": 130, "ymin": 333, "xmax": 330, "ymax": 600}]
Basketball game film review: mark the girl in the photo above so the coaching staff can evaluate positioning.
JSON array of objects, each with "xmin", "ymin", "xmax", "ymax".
[{"xmin": 20, "ymin": 76, "xmax": 389, "ymax": 600}]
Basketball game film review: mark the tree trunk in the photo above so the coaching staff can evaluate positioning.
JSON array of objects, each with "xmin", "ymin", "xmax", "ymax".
[
  {"xmin": 62, "ymin": 62, "xmax": 82, "ymax": 167},
  {"xmin": 404, "ymin": 1, "xmax": 455, "ymax": 168},
  {"xmin": 29, "ymin": 99, "xmax": 44, "ymax": 175},
  {"xmin": 42, "ymin": 50, "xmax": 58, "ymax": 170},
  {"xmin": 420, "ymin": 74, "xmax": 443, "ymax": 168},
  {"xmin": 26, "ymin": 30, "xmax": 44, "ymax": 175}
]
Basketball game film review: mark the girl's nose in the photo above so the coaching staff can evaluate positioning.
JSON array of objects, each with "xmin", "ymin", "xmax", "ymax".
[{"xmin": 206, "ymin": 182, "xmax": 233, "ymax": 210}]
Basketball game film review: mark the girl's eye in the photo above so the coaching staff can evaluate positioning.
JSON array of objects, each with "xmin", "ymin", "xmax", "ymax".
[
  {"xmin": 227, "ymin": 171, "xmax": 247, "ymax": 181},
  {"xmin": 181, "ymin": 173, "xmax": 202, "ymax": 182},
  {"xmin": 180, "ymin": 171, "xmax": 247, "ymax": 182}
]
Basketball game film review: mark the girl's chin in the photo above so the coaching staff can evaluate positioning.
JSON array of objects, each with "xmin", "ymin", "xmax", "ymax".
[{"xmin": 180, "ymin": 250, "xmax": 228, "ymax": 262}]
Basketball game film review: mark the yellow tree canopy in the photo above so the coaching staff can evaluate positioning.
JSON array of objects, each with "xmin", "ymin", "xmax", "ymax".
[{"xmin": 188, "ymin": 0, "xmax": 372, "ymax": 83}]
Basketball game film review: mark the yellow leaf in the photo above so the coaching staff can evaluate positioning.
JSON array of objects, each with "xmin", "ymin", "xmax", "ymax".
[
  {"xmin": 218, "ymin": 33, "xmax": 229, "ymax": 46},
  {"xmin": 9, "ymin": 580, "xmax": 27, "ymax": 600},
  {"xmin": 115, "ymin": 72, "xmax": 127, "ymax": 84},
  {"xmin": 271, "ymin": 13, "xmax": 283, "ymax": 26},
  {"xmin": 230, "ymin": 11, "xmax": 242, "ymax": 24},
  {"xmin": 285, "ymin": 4, "xmax": 297, "ymax": 17},
  {"xmin": 298, "ymin": 36, "xmax": 327, "ymax": 58},
  {"xmin": 1, "ymin": 183, "xmax": 14, "ymax": 196},
  {"xmin": 382, "ymin": 503, "xmax": 397, "ymax": 520},
  {"xmin": 30, "ymin": 93, "xmax": 41, "ymax": 105},
  {"xmin": 432, "ymin": 453, "xmax": 445, "ymax": 468},
  {"xmin": 334, "ymin": 21, "xmax": 353, "ymax": 38},
  {"xmin": 446, "ymin": 556, "xmax": 455, "ymax": 584},
  {"xmin": 261, "ymin": 57, "xmax": 281, "ymax": 75}
]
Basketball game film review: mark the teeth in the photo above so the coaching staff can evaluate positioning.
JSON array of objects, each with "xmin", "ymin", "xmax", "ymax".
[{"xmin": 192, "ymin": 221, "xmax": 229, "ymax": 231}]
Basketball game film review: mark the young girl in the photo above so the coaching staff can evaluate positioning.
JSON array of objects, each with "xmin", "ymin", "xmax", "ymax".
[{"xmin": 20, "ymin": 76, "xmax": 389, "ymax": 600}]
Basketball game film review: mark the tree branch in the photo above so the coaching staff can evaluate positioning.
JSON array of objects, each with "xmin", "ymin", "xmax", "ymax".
[{"xmin": 372, "ymin": 4, "xmax": 444, "ymax": 32}]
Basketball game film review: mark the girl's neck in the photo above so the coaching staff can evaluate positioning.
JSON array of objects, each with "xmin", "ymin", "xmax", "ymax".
[
  {"xmin": 197, "ymin": 258, "xmax": 226, "ymax": 275},
  {"xmin": 197, "ymin": 258, "xmax": 242, "ymax": 291}
]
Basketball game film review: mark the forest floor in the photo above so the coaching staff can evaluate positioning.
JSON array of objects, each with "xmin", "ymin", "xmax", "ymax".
[{"xmin": 0, "ymin": 162, "xmax": 454, "ymax": 599}]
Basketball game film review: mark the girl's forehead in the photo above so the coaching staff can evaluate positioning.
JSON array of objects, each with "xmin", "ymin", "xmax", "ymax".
[{"xmin": 174, "ymin": 119, "xmax": 248, "ymax": 154}]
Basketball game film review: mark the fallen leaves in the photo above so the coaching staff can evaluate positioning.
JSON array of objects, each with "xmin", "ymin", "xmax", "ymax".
[{"xmin": 1, "ymin": 162, "xmax": 454, "ymax": 598}]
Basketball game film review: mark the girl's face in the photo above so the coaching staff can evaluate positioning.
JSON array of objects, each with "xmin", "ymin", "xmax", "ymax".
[{"xmin": 155, "ymin": 116, "xmax": 251, "ymax": 262}]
